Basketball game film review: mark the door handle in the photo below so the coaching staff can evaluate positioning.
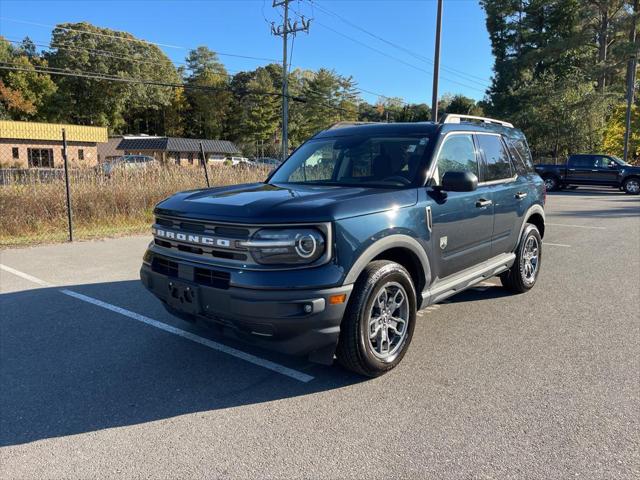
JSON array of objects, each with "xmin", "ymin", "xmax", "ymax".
[
  {"xmin": 515, "ymin": 192, "xmax": 528, "ymax": 199},
  {"xmin": 568, "ymin": 168, "xmax": 576, "ymax": 171},
  {"xmin": 591, "ymin": 169, "xmax": 598, "ymax": 172},
  {"xmin": 475, "ymin": 198, "xmax": 493, "ymax": 208}
]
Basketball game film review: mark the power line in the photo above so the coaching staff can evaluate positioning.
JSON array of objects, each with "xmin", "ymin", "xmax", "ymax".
[
  {"xmin": 305, "ymin": 0, "xmax": 491, "ymax": 87},
  {"xmin": 271, "ymin": 0, "xmax": 311, "ymax": 159},
  {"xmin": 4, "ymin": 38, "xmax": 241, "ymax": 79},
  {"xmin": 0, "ymin": 16, "xmax": 281, "ymax": 63},
  {"xmin": 288, "ymin": 5, "xmax": 486, "ymax": 94},
  {"xmin": 0, "ymin": 62, "xmax": 357, "ymax": 115},
  {"xmin": 5, "ymin": 37, "xmax": 397, "ymax": 109},
  {"xmin": 0, "ymin": 63, "xmax": 287, "ymax": 99}
]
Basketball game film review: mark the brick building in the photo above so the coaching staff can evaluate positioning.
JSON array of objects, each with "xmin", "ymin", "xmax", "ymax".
[{"xmin": 0, "ymin": 120, "xmax": 108, "ymax": 168}]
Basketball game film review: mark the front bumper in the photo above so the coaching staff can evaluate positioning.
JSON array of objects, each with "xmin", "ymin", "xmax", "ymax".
[{"xmin": 140, "ymin": 252, "xmax": 352, "ymax": 362}]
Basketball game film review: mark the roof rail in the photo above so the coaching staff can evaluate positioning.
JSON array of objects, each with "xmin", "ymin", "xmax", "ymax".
[
  {"xmin": 441, "ymin": 114, "xmax": 513, "ymax": 129},
  {"xmin": 326, "ymin": 121, "xmax": 380, "ymax": 130}
]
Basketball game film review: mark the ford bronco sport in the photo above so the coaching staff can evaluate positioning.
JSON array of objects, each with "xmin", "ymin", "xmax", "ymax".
[{"xmin": 141, "ymin": 114, "xmax": 546, "ymax": 377}]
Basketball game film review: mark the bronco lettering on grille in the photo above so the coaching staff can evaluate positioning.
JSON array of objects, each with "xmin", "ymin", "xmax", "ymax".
[{"xmin": 152, "ymin": 227, "xmax": 232, "ymax": 248}]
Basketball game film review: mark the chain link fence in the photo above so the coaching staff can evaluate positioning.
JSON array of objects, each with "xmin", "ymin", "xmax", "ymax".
[{"xmin": 0, "ymin": 130, "xmax": 272, "ymax": 247}]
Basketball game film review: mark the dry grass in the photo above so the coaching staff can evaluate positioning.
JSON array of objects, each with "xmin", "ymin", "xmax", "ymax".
[{"xmin": 0, "ymin": 164, "xmax": 270, "ymax": 247}]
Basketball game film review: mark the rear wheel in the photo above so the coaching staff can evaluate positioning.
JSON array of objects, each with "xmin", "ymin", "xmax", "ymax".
[
  {"xmin": 336, "ymin": 260, "xmax": 416, "ymax": 377},
  {"xmin": 623, "ymin": 177, "xmax": 640, "ymax": 195},
  {"xmin": 500, "ymin": 224, "xmax": 542, "ymax": 293},
  {"xmin": 543, "ymin": 175, "xmax": 560, "ymax": 191}
]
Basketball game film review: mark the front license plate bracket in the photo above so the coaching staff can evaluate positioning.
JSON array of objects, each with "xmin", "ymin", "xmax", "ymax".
[{"xmin": 167, "ymin": 280, "xmax": 200, "ymax": 315}]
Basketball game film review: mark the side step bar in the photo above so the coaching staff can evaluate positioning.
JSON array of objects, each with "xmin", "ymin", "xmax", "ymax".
[{"xmin": 421, "ymin": 253, "xmax": 516, "ymax": 307}]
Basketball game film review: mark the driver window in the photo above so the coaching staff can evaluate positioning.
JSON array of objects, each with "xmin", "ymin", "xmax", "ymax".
[
  {"xmin": 434, "ymin": 134, "xmax": 478, "ymax": 185},
  {"xmin": 289, "ymin": 142, "xmax": 336, "ymax": 182},
  {"xmin": 594, "ymin": 156, "xmax": 613, "ymax": 168}
]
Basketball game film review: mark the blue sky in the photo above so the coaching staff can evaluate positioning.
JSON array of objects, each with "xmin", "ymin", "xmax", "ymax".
[{"xmin": 0, "ymin": 0, "xmax": 494, "ymax": 104}]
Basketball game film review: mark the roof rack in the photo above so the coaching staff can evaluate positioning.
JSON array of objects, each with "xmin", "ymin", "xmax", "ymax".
[
  {"xmin": 326, "ymin": 121, "xmax": 380, "ymax": 130},
  {"xmin": 441, "ymin": 114, "xmax": 513, "ymax": 128}
]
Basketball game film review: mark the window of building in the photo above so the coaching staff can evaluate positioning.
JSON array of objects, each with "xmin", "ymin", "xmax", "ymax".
[
  {"xmin": 477, "ymin": 134, "xmax": 513, "ymax": 182},
  {"xmin": 27, "ymin": 148, "xmax": 54, "ymax": 168},
  {"xmin": 172, "ymin": 152, "xmax": 181, "ymax": 165},
  {"xmin": 12, "ymin": 147, "xmax": 19, "ymax": 159},
  {"xmin": 187, "ymin": 152, "xmax": 194, "ymax": 165},
  {"xmin": 78, "ymin": 149, "xmax": 84, "ymax": 160}
]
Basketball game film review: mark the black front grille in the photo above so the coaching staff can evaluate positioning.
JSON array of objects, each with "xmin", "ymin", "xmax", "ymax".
[
  {"xmin": 153, "ymin": 215, "xmax": 256, "ymax": 264},
  {"xmin": 215, "ymin": 226, "xmax": 250, "ymax": 238},
  {"xmin": 152, "ymin": 257, "xmax": 179, "ymax": 277},
  {"xmin": 180, "ymin": 222, "xmax": 206, "ymax": 233},
  {"xmin": 194, "ymin": 268, "xmax": 231, "ymax": 289},
  {"xmin": 156, "ymin": 218, "xmax": 173, "ymax": 228}
]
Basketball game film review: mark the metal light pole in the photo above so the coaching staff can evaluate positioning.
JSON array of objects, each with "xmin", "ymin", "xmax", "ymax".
[{"xmin": 431, "ymin": 0, "xmax": 443, "ymax": 122}]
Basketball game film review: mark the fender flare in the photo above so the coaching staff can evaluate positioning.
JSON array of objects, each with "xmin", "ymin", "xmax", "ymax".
[
  {"xmin": 343, "ymin": 234, "xmax": 432, "ymax": 287},
  {"xmin": 518, "ymin": 204, "xmax": 545, "ymax": 241}
]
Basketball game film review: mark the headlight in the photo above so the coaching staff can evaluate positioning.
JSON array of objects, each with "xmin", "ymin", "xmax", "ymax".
[{"xmin": 241, "ymin": 228, "xmax": 326, "ymax": 265}]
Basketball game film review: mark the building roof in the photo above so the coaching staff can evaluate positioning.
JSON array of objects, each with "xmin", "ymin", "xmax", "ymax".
[
  {"xmin": 117, "ymin": 137, "xmax": 240, "ymax": 154},
  {"xmin": 97, "ymin": 136, "xmax": 125, "ymax": 159},
  {"xmin": 0, "ymin": 120, "xmax": 108, "ymax": 143}
]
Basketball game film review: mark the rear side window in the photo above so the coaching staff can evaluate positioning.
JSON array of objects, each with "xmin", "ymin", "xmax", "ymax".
[
  {"xmin": 507, "ymin": 139, "xmax": 534, "ymax": 174},
  {"xmin": 477, "ymin": 134, "xmax": 513, "ymax": 181},
  {"xmin": 570, "ymin": 156, "xmax": 593, "ymax": 168},
  {"xmin": 434, "ymin": 134, "xmax": 478, "ymax": 184}
]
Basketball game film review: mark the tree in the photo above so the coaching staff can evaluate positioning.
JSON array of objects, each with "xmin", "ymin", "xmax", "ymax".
[
  {"xmin": 183, "ymin": 46, "xmax": 231, "ymax": 139},
  {"xmin": 440, "ymin": 94, "xmax": 484, "ymax": 117},
  {"xmin": 46, "ymin": 22, "xmax": 179, "ymax": 132},
  {"xmin": 603, "ymin": 102, "xmax": 640, "ymax": 159},
  {"xmin": 480, "ymin": 1, "xmax": 635, "ymax": 159},
  {"xmin": 243, "ymin": 68, "xmax": 280, "ymax": 154},
  {"xmin": 0, "ymin": 36, "xmax": 56, "ymax": 120}
]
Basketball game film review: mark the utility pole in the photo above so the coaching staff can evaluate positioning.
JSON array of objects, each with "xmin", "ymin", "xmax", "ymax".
[
  {"xmin": 431, "ymin": 0, "xmax": 443, "ymax": 122},
  {"xmin": 623, "ymin": 0, "xmax": 638, "ymax": 163},
  {"xmin": 271, "ymin": 0, "xmax": 310, "ymax": 161}
]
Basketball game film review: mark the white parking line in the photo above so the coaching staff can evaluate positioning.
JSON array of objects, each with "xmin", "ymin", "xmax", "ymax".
[
  {"xmin": 546, "ymin": 223, "xmax": 606, "ymax": 230},
  {"xmin": 0, "ymin": 264, "xmax": 53, "ymax": 287},
  {"xmin": 0, "ymin": 263, "xmax": 314, "ymax": 383},
  {"xmin": 544, "ymin": 242, "xmax": 571, "ymax": 247}
]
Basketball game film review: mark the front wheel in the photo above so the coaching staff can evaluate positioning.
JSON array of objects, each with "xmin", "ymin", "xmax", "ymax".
[
  {"xmin": 500, "ymin": 224, "xmax": 542, "ymax": 293},
  {"xmin": 336, "ymin": 260, "xmax": 416, "ymax": 377},
  {"xmin": 623, "ymin": 178, "xmax": 640, "ymax": 195}
]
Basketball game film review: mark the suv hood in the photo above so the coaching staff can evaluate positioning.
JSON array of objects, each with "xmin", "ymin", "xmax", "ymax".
[{"xmin": 154, "ymin": 182, "xmax": 418, "ymax": 223}]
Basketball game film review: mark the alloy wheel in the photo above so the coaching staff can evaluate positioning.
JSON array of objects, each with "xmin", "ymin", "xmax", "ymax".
[
  {"xmin": 522, "ymin": 235, "xmax": 540, "ymax": 284},
  {"xmin": 367, "ymin": 281, "xmax": 410, "ymax": 360},
  {"xmin": 625, "ymin": 179, "xmax": 640, "ymax": 194}
]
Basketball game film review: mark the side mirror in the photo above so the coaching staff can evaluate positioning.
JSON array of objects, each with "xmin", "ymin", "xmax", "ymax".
[
  {"xmin": 609, "ymin": 161, "xmax": 617, "ymax": 169},
  {"xmin": 441, "ymin": 171, "xmax": 478, "ymax": 192}
]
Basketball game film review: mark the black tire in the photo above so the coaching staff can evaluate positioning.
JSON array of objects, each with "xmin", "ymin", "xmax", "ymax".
[
  {"xmin": 500, "ymin": 224, "xmax": 542, "ymax": 294},
  {"xmin": 336, "ymin": 260, "xmax": 417, "ymax": 377},
  {"xmin": 542, "ymin": 175, "xmax": 560, "ymax": 191},
  {"xmin": 622, "ymin": 177, "xmax": 640, "ymax": 195}
]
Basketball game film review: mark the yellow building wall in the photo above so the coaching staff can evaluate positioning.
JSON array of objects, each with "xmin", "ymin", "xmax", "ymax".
[{"xmin": 0, "ymin": 121, "xmax": 108, "ymax": 143}]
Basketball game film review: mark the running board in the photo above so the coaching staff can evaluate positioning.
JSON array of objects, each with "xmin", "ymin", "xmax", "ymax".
[{"xmin": 421, "ymin": 253, "xmax": 516, "ymax": 306}]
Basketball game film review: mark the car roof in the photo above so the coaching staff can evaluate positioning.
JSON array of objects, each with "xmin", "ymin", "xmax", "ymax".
[{"xmin": 312, "ymin": 121, "xmax": 526, "ymax": 142}]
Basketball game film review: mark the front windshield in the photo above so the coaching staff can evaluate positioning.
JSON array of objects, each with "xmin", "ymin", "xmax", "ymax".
[
  {"xmin": 269, "ymin": 134, "xmax": 432, "ymax": 187},
  {"xmin": 612, "ymin": 156, "xmax": 630, "ymax": 166}
]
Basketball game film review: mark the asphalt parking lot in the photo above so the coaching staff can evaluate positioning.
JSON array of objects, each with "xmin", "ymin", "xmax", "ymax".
[{"xmin": 1, "ymin": 187, "xmax": 639, "ymax": 479}]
